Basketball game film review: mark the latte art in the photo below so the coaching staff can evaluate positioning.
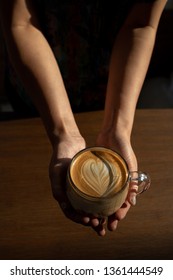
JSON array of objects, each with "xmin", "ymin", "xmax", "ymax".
[
  {"xmin": 70, "ymin": 149, "xmax": 128, "ymax": 198},
  {"xmin": 81, "ymin": 157, "xmax": 119, "ymax": 197}
]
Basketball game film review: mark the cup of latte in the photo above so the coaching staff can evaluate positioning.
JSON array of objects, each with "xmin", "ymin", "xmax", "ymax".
[{"xmin": 66, "ymin": 146, "xmax": 150, "ymax": 217}]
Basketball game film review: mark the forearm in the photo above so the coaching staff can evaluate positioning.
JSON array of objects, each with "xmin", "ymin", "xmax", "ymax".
[
  {"xmin": 0, "ymin": 1, "xmax": 81, "ymax": 147},
  {"xmin": 6, "ymin": 25, "xmax": 80, "ymax": 145},
  {"xmin": 101, "ymin": 0, "xmax": 167, "ymax": 139},
  {"xmin": 103, "ymin": 25, "xmax": 155, "ymax": 137}
]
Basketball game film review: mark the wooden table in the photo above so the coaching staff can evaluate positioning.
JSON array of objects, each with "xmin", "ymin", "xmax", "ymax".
[{"xmin": 0, "ymin": 109, "xmax": 173, "ymax": 260}]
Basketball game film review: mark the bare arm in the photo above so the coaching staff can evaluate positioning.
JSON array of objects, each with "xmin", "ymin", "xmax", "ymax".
[
  {"xmin": 0, "ymin": 0, "xmax": 94, "ymax": 233},
  {"xmin": 0, "ymin": 0, "xmax": 82, "ymax": 148},
  {"xmin": 98, "ymin": 0, "xmax": 167, "ymax": 155},
  {"xmin": 96, "ymin": 0, "xmax": 167, "ymax": 230}
]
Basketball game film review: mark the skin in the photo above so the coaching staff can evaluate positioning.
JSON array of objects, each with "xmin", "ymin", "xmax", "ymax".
[{"xmin": 0, "ymin": 0, "xmax": 167, "ymax": 236}]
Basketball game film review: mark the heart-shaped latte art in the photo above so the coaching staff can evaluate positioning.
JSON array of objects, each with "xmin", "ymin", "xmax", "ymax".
[{"xmin": 80, "ymin": 157, "xmax": 119, "ymax": 197}]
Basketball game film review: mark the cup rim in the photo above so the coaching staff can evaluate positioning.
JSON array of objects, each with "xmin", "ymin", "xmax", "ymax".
[{"xmin": 67, "ymin": 146, "xmax": 130, "ymax": 200}]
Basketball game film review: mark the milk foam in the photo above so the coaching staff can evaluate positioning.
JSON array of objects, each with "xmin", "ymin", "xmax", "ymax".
[{"xmin": 70, "ymin": 150, "xmax": 128, "ymax": 198}]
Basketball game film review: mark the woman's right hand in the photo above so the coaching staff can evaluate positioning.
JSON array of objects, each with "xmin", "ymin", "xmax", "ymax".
[{"xmin": 49, "ymin": 134, "xmax": 107, "ymax": 236}]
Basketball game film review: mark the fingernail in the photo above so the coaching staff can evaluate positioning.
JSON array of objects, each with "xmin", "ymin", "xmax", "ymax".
[
  {"xmin": 130, "ymin": 195, "xmax": 136, "ymax": 206},
  {"xmin": 109, "ymin": 221, "xmax": 118, "ymax": 231},
  {"xmin": 83, "ymin": 216, "xmax": 90, "ymax": 224}
]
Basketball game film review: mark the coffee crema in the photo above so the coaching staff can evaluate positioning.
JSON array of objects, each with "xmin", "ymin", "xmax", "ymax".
[{"xmin": 69, "ymin": 147, "xmax": 128, "ymax": 198}]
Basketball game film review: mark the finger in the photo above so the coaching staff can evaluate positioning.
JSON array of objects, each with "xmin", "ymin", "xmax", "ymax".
[
  {"xmin": 97, "ymin": 226, "xmax": 106, "ymax": 236},
  {"xmin": 129, "ymin": 193, "xmax": 137, "ymax": 206},
  {"xmin": 107, "ymin": 214, "xmax": 119, "ymax": 231},
  {"xmin": 82, "ymin": 216, "xmax": 90, "ymax": 224},
  {"xmin": 107, "ymin": 201, "xmax": 131, "ymax": 231},
  {"xmin": 90, "ymin": 217, "xmax": 100, "ymax": 227},
  {"xmin": 86, "ymin": 215, "xmax": 106, "ymax": 227},
  {"xmin": 92, "ymin": 223, "xmax": 106, "ymax": 236},
  {"xmin": 86, "ymin": 216, "xmax": 106, "ymax": 236},
  {"xmin": 115, "ymin": 201, "xmax": 131, "ymax": 220},
  {"xmin": 128, "ymin": 183, "xmax": 138, "ymax": 206}
]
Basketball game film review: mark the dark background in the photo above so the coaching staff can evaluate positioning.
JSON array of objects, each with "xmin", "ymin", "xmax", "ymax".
[{"xmin": 0, "ymin": 3, "xmax": 173, "ymax": 120}]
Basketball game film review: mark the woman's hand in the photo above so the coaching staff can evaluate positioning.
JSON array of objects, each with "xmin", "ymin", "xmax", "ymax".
[
  {"xmin": 49, "ymin": 134, "xmax": 108, "ymax": 236},
  {"xmin": 49, "ymin": 135, "xmax": 85, "ymax": 222},
  {"xmin": 96, "ymin": 130, "xmax": 138, "ymax": 233}
]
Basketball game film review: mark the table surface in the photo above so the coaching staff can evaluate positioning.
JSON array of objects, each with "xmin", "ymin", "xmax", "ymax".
[{"xmin": 0, "ymin": 109, "xmax": 173, "ymax": 260}]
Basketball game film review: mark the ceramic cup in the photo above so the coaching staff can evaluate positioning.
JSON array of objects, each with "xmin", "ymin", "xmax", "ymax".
[{"xmin": 66, "ymin": 146, "xmax": 150, "ymax": 217}]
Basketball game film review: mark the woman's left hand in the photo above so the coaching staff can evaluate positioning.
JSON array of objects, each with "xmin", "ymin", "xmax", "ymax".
[{"xmin": 96, "ymin": 130, "xmax": 138, "ymax": 233}]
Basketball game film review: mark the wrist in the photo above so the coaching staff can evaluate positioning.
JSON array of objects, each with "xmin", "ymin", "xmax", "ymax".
[
  {"xmin": 52, "ymin": 127, "xmax": 85, "ymax": 150},
  {"xmin": 51, "ymin": 133, "xmax": 86, "ymax": 162},
  {"xmin": 99, "ymin": 117, "xmax": 132, "ymax": 144},
  {"xmin": 97, "ymin": 129, "xmax": 131, "ymax": 150},
  {"xmin": 42, "ymin": 112, "xmax": 83, "ymax": 148},
  {"xmin": 101, "ymin": 107, "xmax": 135, "ymax": 141}
]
